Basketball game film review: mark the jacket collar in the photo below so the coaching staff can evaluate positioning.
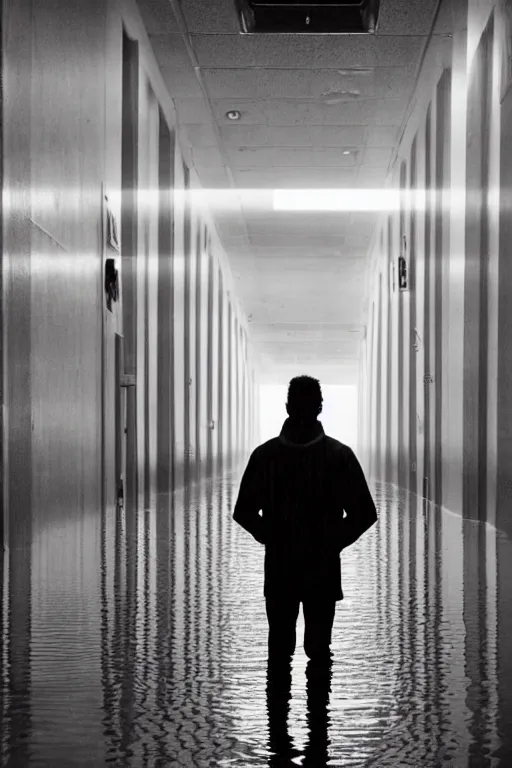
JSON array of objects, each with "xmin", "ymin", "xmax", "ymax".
[{"xmin": 278, "ymin": 417, "xmax": 325, "ymax": 449}]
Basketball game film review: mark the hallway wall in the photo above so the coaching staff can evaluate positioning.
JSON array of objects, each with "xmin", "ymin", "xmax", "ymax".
[
  {"xmin": 361, "ymin": 0, "xmax": 512, "ymax": 745},
  {"xmin": 362, "ymin": 0, "xmax": 512, "ymax": 540},
  {"xmin": 2, "ymin": 0, "xmax": 259, "ymax": 550}
]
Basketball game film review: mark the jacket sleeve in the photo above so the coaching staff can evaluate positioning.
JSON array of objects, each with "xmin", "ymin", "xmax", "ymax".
[
  {"xmin": 232, "ymin": 450, "xmax": 265, "ymax": 544},
  {"xmin": 339, "ymin": 447, "xmax": 378, "ymax": 549}
]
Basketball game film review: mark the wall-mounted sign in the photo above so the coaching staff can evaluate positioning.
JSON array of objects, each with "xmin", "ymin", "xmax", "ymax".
[
  {"xmin": 105, "ymin": 257, "xmax": 119, "ymax": 313},
  {"xmin": 107, "ymin": 207, "xmax": 120, "ymax": 253},
  {"xmin": 398, "ymin": 235, "xmax": 408, "ymax": 291},
  {"xmin": 398, "ymin": 255, "xmax": 408, "ymax": 290}
]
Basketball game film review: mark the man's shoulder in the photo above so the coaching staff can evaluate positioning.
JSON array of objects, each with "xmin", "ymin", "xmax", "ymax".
[
  {"xmin": 253, "ymin": 435, "xmax": 354, "ymax": 459},
  {"xmin": 324, "ymin": 435, "xmax": 353, "ymax": 457},
  {"xmin": 252, "ymin": 437, "xmax": 280, "ymax": 458}
]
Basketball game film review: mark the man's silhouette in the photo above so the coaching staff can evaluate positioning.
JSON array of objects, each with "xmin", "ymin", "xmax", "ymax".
[{"xmin": 233, "ymin": 375, "xmax": 377, "ymax": 759}]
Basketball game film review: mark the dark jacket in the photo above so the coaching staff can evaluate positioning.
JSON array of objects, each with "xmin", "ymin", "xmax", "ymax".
[{"xmin": 233, "ymin": 418, "xmax": 378, "ymax": 601}]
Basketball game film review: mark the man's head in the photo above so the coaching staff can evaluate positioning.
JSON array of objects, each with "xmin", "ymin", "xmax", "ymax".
[{"xmin": 286, "ymin": 375, "xmax": 323, "ymax": 423}]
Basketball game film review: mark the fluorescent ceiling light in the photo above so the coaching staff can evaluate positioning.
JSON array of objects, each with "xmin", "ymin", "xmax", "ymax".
[{"xmin": 273, "ymin": 189, "xmax": 400, "ymax": 212}]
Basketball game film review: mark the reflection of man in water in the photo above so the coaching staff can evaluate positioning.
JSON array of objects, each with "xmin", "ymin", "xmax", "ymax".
[{"xmin": 233, "ymin": 375, "xmax": 377, "ymax": 763}]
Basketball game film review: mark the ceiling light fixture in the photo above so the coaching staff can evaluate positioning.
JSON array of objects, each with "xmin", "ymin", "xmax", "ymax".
[
  {"xmin": 273, "ymin": 189, "xmax": 400, "ymax": 212},
  {"xmin": 226, "ymin": 110, "xmax": 241, "ymax": 120},
  {"xmin": 343, "ymin": 150, "xmax": 351, "ymax": 155}
]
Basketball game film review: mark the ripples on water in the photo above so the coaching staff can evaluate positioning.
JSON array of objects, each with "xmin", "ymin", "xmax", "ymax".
[{"xmin": 1, "ymin": 472, "xmax": 511, "ymax": 766}]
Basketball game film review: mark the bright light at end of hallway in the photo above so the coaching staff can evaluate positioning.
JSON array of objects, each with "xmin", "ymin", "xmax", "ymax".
[
  {"xmin": 259, "ymin": 384, "xmax": 358, "ymax": 448},
  {"xmin": 273, "ymin": 189, "xmax": 400, "ymax": 212}
]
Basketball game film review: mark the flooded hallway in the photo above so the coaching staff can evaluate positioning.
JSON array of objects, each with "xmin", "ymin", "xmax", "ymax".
[{"xmin": 2, "ymin": 0, "xmax": 512, "ymax": 765}]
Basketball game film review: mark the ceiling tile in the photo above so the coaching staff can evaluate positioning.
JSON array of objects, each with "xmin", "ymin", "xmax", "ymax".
[
  {"xmin": 192, "ymin": 165, "xmax": 230, "ymax": 189},
  {"xmin": 248, "ymin": 232, "xmax": 364, "ymax": 249},
  {"xmin": 219, "ymin": 124, "xmax": 368, "ymax": 147},
  {"xmin": 249, "ymin": 243, "xmax": 371, "ymax": 260},
  {"xmin": 356, "ymin": 167, "xmax": 389, "ymax": 185},
  {"xmin": 202, "ymin": 66, "xmax": 414, "ymax": 101},
  {"xmin": 150, "ymin": 34, "xmax": 191, "ymax": 69},
  {"xmin": 181, "ymin": 0, "xmax": 241, "ymax": 33},
  {"xmin": 190, "ymin": 146, "xmax": 226, "ymax": 167},
  {"xmin": 150, "ymin": 35, "xmax": 202, "ymax": 97},
  {"xmin": 376, "ymin": 0, "xmax": 444, "ymax": 34},
  {"xmin": 180, "ymin": 123, "xmax": 218, "ymax": 147},
  {"xmin": 227, "ymin": 146, "xmax": 361, "ymax": 168},
  {"xmin": 136, "ymin": 0, "xmax": 179, "ymax": 34},
  {"xmin": 191, "ymin": 34, "xmax": 426, "ymax": 69},
  {"xmin": 360, "ymin": 147, "xmax": 393, "ymax": 166},
  {"xmin": 172, "ymin": 97, "xmax": 213, "ymax": 124},
  {"xmin": 364, "ymin": 125, "xmax": 400, "ymax": 146},
  {"xmin": 211, "ymin": 98, "xmax": 407, "ymax": 126},
  {"xmin": 233, "ymin": 166, "xmax": 359, "ymax": 188}
]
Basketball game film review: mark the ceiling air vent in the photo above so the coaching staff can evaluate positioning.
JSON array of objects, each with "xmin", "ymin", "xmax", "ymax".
[{"xmin": 235, "ymin": 0, "xmax": 381, "ymax": 34}]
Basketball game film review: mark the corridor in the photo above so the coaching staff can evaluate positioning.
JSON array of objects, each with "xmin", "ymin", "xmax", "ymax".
[
  {"xmin": 2, "ymin": 474, "xmax": 511, "ymax": 767},
  {"xmin": 3, "ymin": 0, "xmax": 512, "ymax": 765}
]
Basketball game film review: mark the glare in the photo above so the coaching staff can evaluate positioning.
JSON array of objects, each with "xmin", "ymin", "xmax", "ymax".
[
  {"xmin": 273, "ymin": 188, "xmax": 400, "ymax": 212},
  {"xmin": 259, "ymin": 384, "xmax": 358, "ymax": 447}
]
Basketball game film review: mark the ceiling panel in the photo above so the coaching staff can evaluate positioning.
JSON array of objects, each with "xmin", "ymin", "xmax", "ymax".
[
  {"xmin": 201, "ymin": 67, "xmax": 415, "ymax": 100},
  {"xmin": 191, "ymin": 34, "xmax": 428, "ymax": 69},
  {"xmin": 377, "ymin": 0, "xmax": 452, "ymax": 34},
  {"xmin": 135, "ymin": 0, "xmax": 448, "ymax": 373},
  {"xmin": 223, "ymin": 145, "xmax": 393, "ymax": 168},
  {"xmin": 226, "ymin": 146, "xmax": 360, "ymax": 168},
  {"xmin": 251, "ymin": 322, "xmax": 364, "ymax": 339},
  {"xmin": 247, "ymin": 230, "xmax": 375, "ymax": 248},
  {"xmin": 137, "ymin": 0, "xmax": 179, "ymax": 34},
  {"xmin": 232, "ymin": 167, "xmax": 361, "ymax": 188},
  {"xmin": 211, "ymin": 98, "xmax": 407, "ymax": 126},
  {"xmin": 218, "ymin": 124, "xmax": 369, "ymax": 148},
  {"xmin": 177, "ymin": 0, "xmax": 447, "ymax": 35}
]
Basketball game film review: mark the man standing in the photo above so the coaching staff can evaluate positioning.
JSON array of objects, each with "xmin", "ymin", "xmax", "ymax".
[{"xmin": 232, "ymin": 375, "xmax": 377, "ymax": 736}]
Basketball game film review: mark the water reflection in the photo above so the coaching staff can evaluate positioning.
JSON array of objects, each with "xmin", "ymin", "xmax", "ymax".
[{"xmin": 1, "ymin": 474, "xmax": 512, "ymax": 766}]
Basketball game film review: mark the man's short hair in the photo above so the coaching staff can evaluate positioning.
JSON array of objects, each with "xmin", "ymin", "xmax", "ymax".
[{"xmin": 287, "ymin": 375, "xmax": 323, "ymax": 419}]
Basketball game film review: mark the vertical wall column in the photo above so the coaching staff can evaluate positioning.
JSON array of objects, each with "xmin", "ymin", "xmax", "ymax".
[
  {"xmin": 234, "ymin": 317, "xmax": 240, "ymax": 465},
  {"xmin": 210, "ymin": 256, "xmax": 219, "ymax": 473},
  {"xmin": 389, "ymin": 207, "xmax": 401, "ymax": 488},
  {"xmin": 385, "ymin": 217, "xmax": 395, "ymax": 483},
  {"xmin": 187, "ymin": 187, "xmax": 198, "ymax": 471},
  {"xmin": 156, "ymin": 119, "xmax": 175, "ymax": 496},
  {"xmin": 183, "ymin": 165, "xmax": 192, "ymax": 469},
  {"xmin": 222, "ymin": 292, "xmax": 230, "ymax": 460},
  {"xmin": 398, "ymin": 162, "xmax": 410, "ymax": 490},
  {"xmin": 414, "ymin": 127, "xmax": 427, "ymax": 501},
  {"xmin": 144, "ymin": 92, "xmax": 160, "ymax": 507},
  {"xmin": 408, "ymin": 139, "xmax": 419, "ymax": 497},
  {"xmin": 443, "ymin": 0, "xmax": 468, "ymax": 516},
  {"xmin": 136, "ymin": 78, "xmax": 149, "ymax": 506},
  {"xmin": 194, "ymin": 225, "xmax": 204, "ymax": 470},
  {"xmin": 463, "ymin": 19, "xmax": 493, "ymax": 521},
  {"xmin": 216, "ymin": 269, "xmax": 225, "ymax": 474},
  {"xmin": 198, "ymin": 227, "xmax": 210, "ymax": 474},
  {"xmin": 172, "ymin": 159, "xmax": 186, "ymax": 488},
  {"xmin": 368, "ymin": 300, "xmax": 377, "ymax": 478},
  {"xmin": 227, "ymin": 302, "xmax": 233, "ymax": 467},
  {"xmin": 121, "ymin": 31, "xmax": 139, "ymax": 513},
  {"xmin": 375, "ymin": 271, "xmax": 383, "ymax": 480},
  {"xmin": 423, "ymin": 102, "xmax": 434, "ymax": 504}
]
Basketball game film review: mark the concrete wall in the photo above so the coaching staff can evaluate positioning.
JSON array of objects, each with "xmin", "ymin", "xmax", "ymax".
[
  {"xmin": 361, "ymin": 0, "xmax": 512, "ymax": 747},
  {"xmin": 362, "ymin": 0, "xmax": 512, "ymax": 531},
  {"xmin": 2, "ymin": 0, "xmax": 259, "ymax": 551}
]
